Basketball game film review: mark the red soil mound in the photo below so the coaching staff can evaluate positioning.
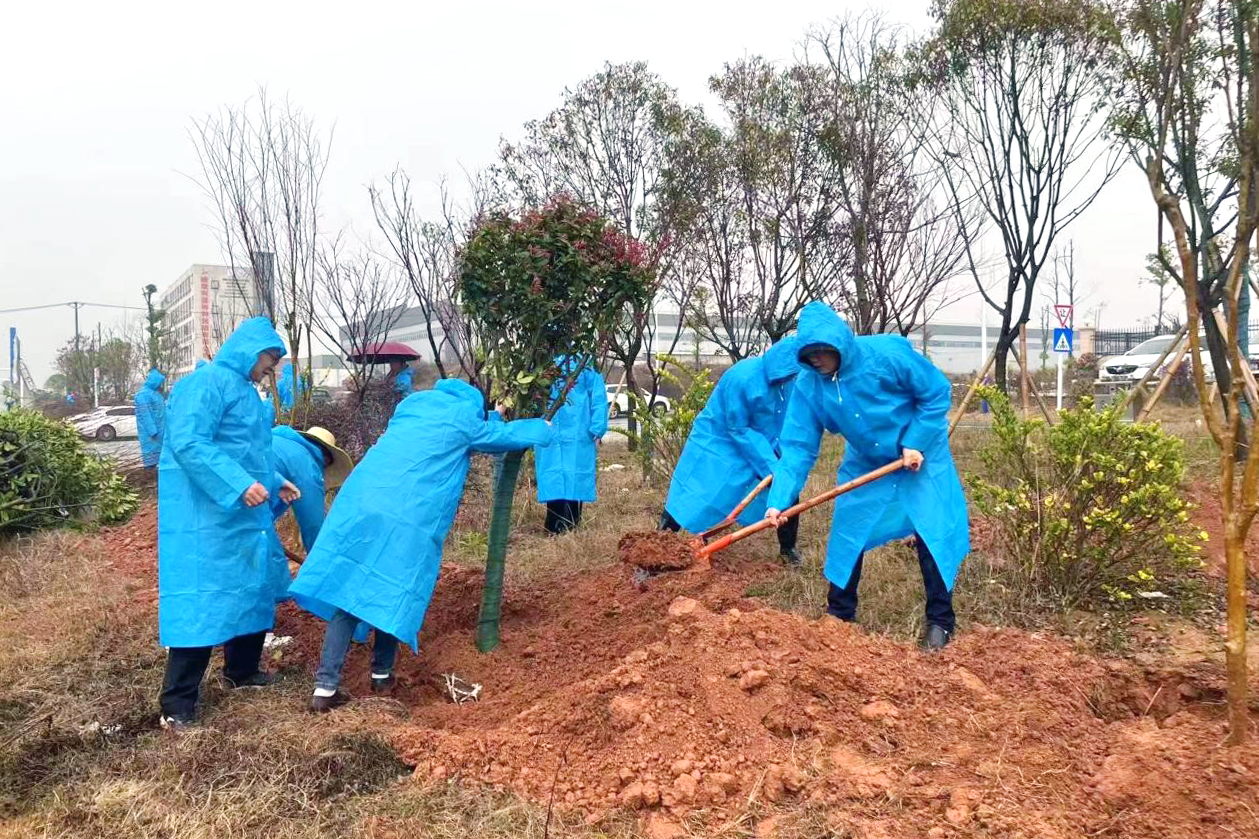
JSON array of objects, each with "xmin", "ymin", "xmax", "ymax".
[
  {"xmin": 618, "ymin": 530, "xmax": 698, "ymax": 571},
  {"xmin": 107, "ymin": 500, "xmax": 1259, "ymax": 837}
]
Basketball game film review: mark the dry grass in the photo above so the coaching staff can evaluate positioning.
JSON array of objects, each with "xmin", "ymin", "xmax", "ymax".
[{"xmin": 0, "ymin": 420, "xmax": 1230, "ymax": 837}]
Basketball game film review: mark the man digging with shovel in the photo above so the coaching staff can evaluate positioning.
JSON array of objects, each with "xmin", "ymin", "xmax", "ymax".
[
  {"xmin": 660, "ymin": 336, "xmax": 804, "ymax": 564},
  {"xmin": 764, "ymin": 302, "xmax": 969, "ymax": 651}
]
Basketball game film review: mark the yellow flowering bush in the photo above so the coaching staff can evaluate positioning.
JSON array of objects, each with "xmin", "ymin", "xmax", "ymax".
[{"xmin": 969, "ymin": 388, "xmax": 1203, "ymax": 605}]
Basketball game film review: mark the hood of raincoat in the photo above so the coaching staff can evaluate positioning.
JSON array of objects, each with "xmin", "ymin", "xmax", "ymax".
[
  {"xmin": 763, "ymin": 337, "xmax": 803, "ymax": 384},
  {"xmin": 795, "ymin": 302, "xmax": 859, "ymax": 376},
  {"xmin": 143, "ymin": 369, "xmax": 165, "ymax": 391},
  {"xmin": 434, "ymin": 378, "xmax": 487, "ymax": 414},
  {"xmin": 213, "ymin": 317, "xmax": 286, "ymax": 378}
]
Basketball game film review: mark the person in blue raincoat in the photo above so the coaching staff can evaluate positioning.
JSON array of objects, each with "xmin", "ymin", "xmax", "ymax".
[
  {"xmin": 534, "ymin": 356, "xmax": 608, "ymax": 534},
  {"xmin": 389, "ymin": 360, "xmax": 414, "ymax": 400},
  {"xmin": 661, "ymin": 337, "xmax": 803, "ymax": 563},
  {"xmin": 267, "ymin": 425, "xmax": 353, "ymax": 604},
  {"xmin": 156, "ymin": 317, "xmax": 301, "ymax": 728},
  {"xmin": 289, "ymin": 379, "xmax": 551, "ymax": 712},
  {"xmin": 134, "ymin": 368, "xmax": 167, "ymax": 468},
  {"xmin": 764, "ymin": 302, "xmax": 969, "ymax": 650},
  {"xmin": 275, "ymin": 363, "xmax": 306, "ymax": 411}
]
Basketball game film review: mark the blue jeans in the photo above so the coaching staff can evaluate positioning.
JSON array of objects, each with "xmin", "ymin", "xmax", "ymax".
[
  {"xmin": 826, "ymin": 534, "xmax": 956, "ymax": 633},
  {"xmin": 314, "ymin": 609, "xmax": 399, "ymax": 692}
]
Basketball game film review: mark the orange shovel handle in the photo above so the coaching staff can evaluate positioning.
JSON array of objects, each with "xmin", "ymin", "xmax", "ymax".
[
  {"xmin": 695, "ymin": 474, "xmax": 774, "ymax": 543},
  {"xmin": 695, "ymin": 461, "xmax": 904, "ymax": 560}
]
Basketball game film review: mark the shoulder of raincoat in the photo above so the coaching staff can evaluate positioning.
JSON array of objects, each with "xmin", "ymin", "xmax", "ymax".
[
  {"xmin": 157, "ymin": 317, "xmax": 287, "ymax": 648},
  {"xmin": 767, "ymin": 302, "xmax": 969, "ymax": 590},
  {"xmin": 664, "ymin": 337, "xmax": 800, "ymax": 532},
  {"xmin": 289, "ymin": 378, "xmax": 551, "ymax": 651},
  {"xmin": 134, "ymin": 368, "xmax": 166, "ymax": 467},
  {"xmin": 534, "ymin": 356, "xmax": 607, "ymax": 503}
]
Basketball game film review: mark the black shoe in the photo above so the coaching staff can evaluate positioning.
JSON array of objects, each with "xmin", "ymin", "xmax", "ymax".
[
  {"xmin": 780, "ymin": 548, "xmax": 802, "ymax": 567},
  {"xmin": 224, "ymin": 671, "xmax": 275, "ymax": 689},
  {"xmin": 370, "ymin": 674, "xmax": 397, "ymax": 695},
  {"xmin": 159, "ymin": 713, "xmax": 197, "ymax": 732},
  {"xmin": 309, "ymin": 690, "xmax": 352, "ymax": 713},
  {"xmin": 923, "ymin": 624, "xmax": 952, "ymax": 652}
]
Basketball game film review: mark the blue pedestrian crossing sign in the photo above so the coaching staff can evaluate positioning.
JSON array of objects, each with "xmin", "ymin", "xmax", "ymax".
[{"xmin": 1053, "ymin": 328, "xmax": 1073, "ymax": 353}]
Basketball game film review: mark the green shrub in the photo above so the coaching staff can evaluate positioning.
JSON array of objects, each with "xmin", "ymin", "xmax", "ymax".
[
  {"xmin": 0, "ymin": 409, "xmax": 138, "ymax": 535},
  {"xmin": 622, "ymin": 356, "xmax": 715, "ymax": 484},
  {"xmin": 968, "ymin": 387, "xmax": 1203, "ymax": 605}
]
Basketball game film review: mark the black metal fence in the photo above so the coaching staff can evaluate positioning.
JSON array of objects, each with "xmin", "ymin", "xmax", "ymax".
[
  {"xmin": 1092, "ymin": 329, "xmax": 1159, "ymax": 357},
  {"xmin": 1094, "ymin": 322, "xmax": 1259, "ymax": 357}
]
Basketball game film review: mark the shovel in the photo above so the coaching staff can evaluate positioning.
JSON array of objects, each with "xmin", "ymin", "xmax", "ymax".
[
  {"xmin": 691, "ymin": 474, "xmax": 774, "ymax": 546},
  {"xmin": 694, "ymin": 460, "xmax": 904, "ymax": 562}
]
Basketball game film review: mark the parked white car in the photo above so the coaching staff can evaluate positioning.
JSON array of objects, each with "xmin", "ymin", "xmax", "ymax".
[
  {"xmin": 606, "ymin": 384, "xmax": 671, "ymax": 419},
  {"xmin": 67, "ymin": 405, "xmax": 138, "ymax": 441}
]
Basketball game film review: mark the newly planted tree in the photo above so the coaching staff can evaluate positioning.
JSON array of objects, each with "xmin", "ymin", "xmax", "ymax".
[
  {"xmin": 459, "ymin": 195, "xmax": 653, "ymax": 652},
  {"xmin": 1114, "ymin": 0, "xmax": 1259, "ymax": 744}
]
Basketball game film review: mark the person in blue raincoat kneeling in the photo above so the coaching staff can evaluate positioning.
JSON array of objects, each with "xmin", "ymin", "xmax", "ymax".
[
  {"xmin": 764, "ymin": 302, "xmax": 969, "ymax": 651},
  {"xmin": 157, "ymin": 317, "xmax": 301, "ymax": 729},
  {"xmin": 134, "ymin": 368, "xmax": 166, "ymax": 469},
  {"xmin": 661, "ymin": 337, "xmax": 803, "ymax": 564},
  {"xmin": 267, "ymin": 425, "xmax": 353, "ymax": 603},
  {"xmin": 534, "ymin": 356, "xmax": 608, "ymax": 534},
  {"xmin": 289, "ymin": 379, "xmax": 551, "ymax": 712}
]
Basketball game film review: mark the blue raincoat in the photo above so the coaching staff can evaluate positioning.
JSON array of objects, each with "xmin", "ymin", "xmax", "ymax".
[
  {"xmin": 134, "ymin": 368, "xmax": 167, "ymax": 468},
  {"xmin": 394, "ymin": 367, "xmax": 414, "ymax": 399},
  {"xmin": 267, "ymin": 426, "xmax": 329, "ymax": 602},
  {"xmin": 289, "ymin": 379, "xmax": 552, "ymax": 652},
  {"xmin": 766, "ymin": 302, "xmax": 970, "ymax": 589},
  {"xmin": 276, "ymin": 364, "xmax": 306, "ymax": 410},
  {"xmin": 534, "ymin": 357, "xmax": 608, "ymax": 503},
  {"xmin": 665, "ymin": 337, "xmax": 801, "ymax": 531},
  {"xmin": 157, "ymin": 317, "xmax": 287, "ymax": 648}
]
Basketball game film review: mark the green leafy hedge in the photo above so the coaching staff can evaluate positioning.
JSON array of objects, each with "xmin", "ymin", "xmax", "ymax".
[
  {"xmin": 0, "ymin": 409, "xmax": 138, "ymax": 535},
  {"xmin": 622, "ymin": 356, "xmax": 715, "ymax": 484},
  {"xmin": 968, "ymin": 387, "xmax": 1203, "ymax": 605}
]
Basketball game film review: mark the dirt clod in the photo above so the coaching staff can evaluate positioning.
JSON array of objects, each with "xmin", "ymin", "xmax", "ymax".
[{"xmin": 619, "ymin": 530, "xmax": 696, "ymax": 571}]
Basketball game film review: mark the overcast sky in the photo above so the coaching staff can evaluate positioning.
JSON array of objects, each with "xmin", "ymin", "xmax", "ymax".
[{"xmin": 1, "ymin": 0, "xmax": 1161, "ymax": 385}]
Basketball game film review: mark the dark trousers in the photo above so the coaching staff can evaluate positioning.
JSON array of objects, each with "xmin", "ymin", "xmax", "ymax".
[
  {"xmin": 826, "ymin": 535, "xmax": 955, "ymax": 633},
  {"xmin": 660, "ymin": 505, "xmax": 799, "ymax": 553},
  {"xmin": 159, "ymin": 630, "xmax": 266, "ymax": 718},
  {"xmin": 544, "ymin": 500, "xmax": 584, "ymax": 534}
]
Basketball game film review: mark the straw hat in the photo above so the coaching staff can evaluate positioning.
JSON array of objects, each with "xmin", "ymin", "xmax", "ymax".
[{"xmin": 297, "ymin": 426, "xmax": 354, "ymax": 489}]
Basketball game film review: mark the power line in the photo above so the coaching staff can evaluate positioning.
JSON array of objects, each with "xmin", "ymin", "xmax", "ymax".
[{"xmin": 0, "ymin": 300, "xmax": 146, "ymax": 315}]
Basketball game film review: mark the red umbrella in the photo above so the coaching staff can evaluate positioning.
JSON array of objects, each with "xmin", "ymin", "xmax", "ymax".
[{"xmin": 346, "ymin": 341, "xmax": 422, "ymax": 364}]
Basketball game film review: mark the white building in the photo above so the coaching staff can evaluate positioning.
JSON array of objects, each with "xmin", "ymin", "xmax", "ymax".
[{"xmin": 159, "ymin": 264, "xmax": 262, "ymax": 381}]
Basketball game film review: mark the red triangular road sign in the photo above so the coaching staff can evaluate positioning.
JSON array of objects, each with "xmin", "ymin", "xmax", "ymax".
[{"xmin": 1054, "ymin": 304, "xmax": 1073, "ymax": 327}]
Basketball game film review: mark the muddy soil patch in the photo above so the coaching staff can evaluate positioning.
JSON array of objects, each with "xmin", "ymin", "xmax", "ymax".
[{"xmin": 618, "ymin": 530, "xmax": 697, "ymax": 572}]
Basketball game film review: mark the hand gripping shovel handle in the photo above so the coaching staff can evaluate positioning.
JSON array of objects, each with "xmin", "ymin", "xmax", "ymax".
[
  {"xmin": 695, "ymin": 460, "xmax": 904, "ymax": 561},
  {"xmin": 694, "ymin": 474, "xmax": 774, "ymax": 543}
]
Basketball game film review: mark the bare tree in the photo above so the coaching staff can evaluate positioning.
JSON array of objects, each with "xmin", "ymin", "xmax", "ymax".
[
  {"xmin": 808, "ymin": 13, "xmax": 976, "ymax": 338},
  {"xmin": 1115, "ymin": 0, "xmax": 1259, "ymax": 744},
  {"xmin": 700, "ymin": 57, "xmax": 845, "ymax": 358},
  {"xmin": 312, "ymin": 240, "xmax": 412, "ymax": 406},
  {"xmin": 369, "ymin": 167, "xmax": 494, "ymax": 383},
  {"xmin": 191, "ymin": 87, "xmax": 332, "ymax": 379},
  {"xmin": 921, "ymin": 0, "xmax": 1123, "ymax": 392}
]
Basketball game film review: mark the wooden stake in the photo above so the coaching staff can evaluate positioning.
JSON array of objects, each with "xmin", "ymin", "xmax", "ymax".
[
  {"xmin": 1115, "ymin": 323, "xmax": 1190, "ymax": 416},
  {"xmin": 1137, "ymin": 337, "xmax": 1191, "ymax": 422},
  {"xmin": 1011, "ymin": 347, "xmax": 1055, "ymax": 425},
  {"xmin": 949, "ymin": 347, "xmax": 998, "ymax": 438}
]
